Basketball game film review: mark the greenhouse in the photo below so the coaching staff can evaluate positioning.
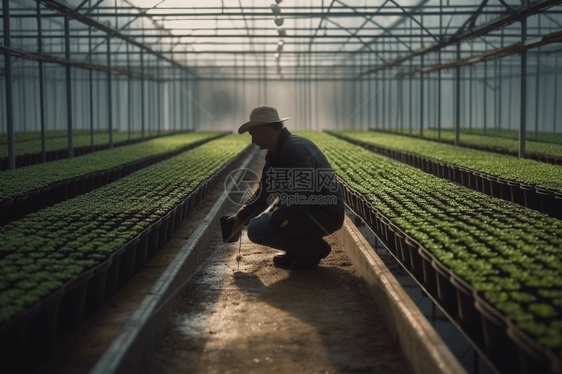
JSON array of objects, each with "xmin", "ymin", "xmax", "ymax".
[{"xmin": 1, "ymin": 0, "xmax": 561, "ymax": 373}]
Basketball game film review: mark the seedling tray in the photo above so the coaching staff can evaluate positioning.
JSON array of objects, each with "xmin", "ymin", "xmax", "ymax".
[
  {"xmin": 0, "ymin": 143, "xmax": 249, "ymax": 370},
  {"xmin": 0, "ymin": 133, "xmax": 226, "ymax": 226},
  {"xmin": 338, "ymin": 177, "xmax": 562, "ymax": 374},
  {"xmin": 331, "ymin": 132, "xmax": 562, "ymax": 219}
]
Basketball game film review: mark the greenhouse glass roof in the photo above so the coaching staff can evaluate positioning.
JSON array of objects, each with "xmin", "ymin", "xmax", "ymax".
[{"xmin": 3, "ymin": 0, "xmax": 561, "ymax": 80}]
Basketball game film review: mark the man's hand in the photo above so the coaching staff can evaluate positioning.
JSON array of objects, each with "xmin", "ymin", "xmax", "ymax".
[{"xmin": 227, "ymin": 215, "xmax": 243, "ymax": 239}]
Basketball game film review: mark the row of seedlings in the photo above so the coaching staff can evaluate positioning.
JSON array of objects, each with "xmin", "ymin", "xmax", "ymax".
[
  {"xmin": 0, "ymin": 131, "xmax": 225, "ymax": 224},
  {"xmin": 0, "ymin": 129, "xmax": 101, "ymax": 144},
  {"xmin": 0, "ymin": 130, "xmax": 184, "ymax": 170},
  {"xmin": 382, "ymin": 128, "xmax": 562, "ymax": 147},
  {"xmin": 329, "ymin": 130, "xmax": 562, "ymax": 219},
  {"xmin": 448, "ymin": 129, "xmax": 562, "ymax": 146},
  {"xmin": 366, "ymin": 128, "xmax": 562, "ymax": 165},
  {"xmin": 0, "ymin": 135, "xmax": 251, "ymax": 370},
  {"xmin": 301, "ymin": 131, "xmax": 562, "ymax": 374}
]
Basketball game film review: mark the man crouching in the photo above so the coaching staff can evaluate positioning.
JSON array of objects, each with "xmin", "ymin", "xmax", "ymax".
[{"xmin": 228, "ymin": 105, "xmax": 345, "ymax": 270}]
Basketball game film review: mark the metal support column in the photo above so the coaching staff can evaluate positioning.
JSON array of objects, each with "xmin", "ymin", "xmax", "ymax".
[
  {"xmin": 37, "ymin": 2, "xmax": 47, "ymax": 163},
  {"xmin": 148, "ymin": 78, "xmax": 152, "ymax": 136},
  {"xmin": 294, "ymin": 63, "xmax": 298, "ymax": 127},
  {"xmin": 127, "ymin": 42, "xmax": 131, "ymax": 142},
  {"xmin": 315, "ymin": 58, "xmax": 319, "ymax": 130},
  {"xmin": 359, "ymin": 54, "xmax": 363, "ymax": 129},
  {"xmin": 353, "ymin": 72, "xmax": 357, "ymax": 129},
  {"xmin": 398, "ymin": 78, "xmax": 404, "ymax": 134},
  {"xmin": 368, "ymin": 51, "xmax": 371, "ymax": 129},
  {"xmin": 420, "ymin": 15, "xmax": 424, "ymax": 138},
  {"xmin": 509, "ymin": 59, "xmax": 513, "ymax": 129},
  {"xmin": 194, "ymin": 79, "xmax": 198, "ymax": 130},
  {"xmin": 180, "ymin": 69, "xmax": 184, "ymax": 130},
  {"xmin": 553, "ymin": 53, "xmax": 558, "ymax": 133},
  {"xmin": 469, "ymin": 43, "xmax": 473, "ymax": 132},
  {"xmin": 186, "ymin": 71, "xmax": 191, "ymax": 130},
  {"xmin": 409, "ymin": 69, "xmax": 412, "ymax": 134},
  {"xmin": 388, "ymin": 49, "xmax": 393, "ymax": 130},
  {"xmin": 3, "ymin": 0, "xmax": 15, "ymax": 170},
  {"xmin": 20, "ymin": 43, "xmax": 26, "ymax": 133},
  {"xmin": 107, "ymin": 37, "xmax": 113, "ymax": 149},
  {"xmin": 438, "ymin": 0, "xmax": 442, "ymax": 141},
  {"xmin": 374, "ymin": 45, "xmax": 378, "ymax": 129},
  {"xmin": 169, "ymin": 66, "xmax": 174, "ymax": 131},
  {"xmin": 420, "ymin": 56, "xmax": 424, "ymax": 137},
  {"xmin": 234, "ymin": 53, "xmax": 238, "ymax": 130},
  {"xmin": 455, "ymin": 42, "xmax": 461, "ymax": 146},
  {"xmin": 141, "ymin": 50, "xmax": 145, "ymax": 139},
  {"xmin": 307, "ymin": 52, "xmax": 310, "ymax": 130},
  {"xmin": 494, "ymin": 59, "xmax": 498, "ymax": 130},
  {"xmin": 180, "ymin": 66, "xmax": 183, "ymax": 131},
  {"xmin": 382, "ymin": 41, "xmax": 386, "ymax": 129},
  {"xmin": 498, "ymin": 28, "xmax": 504, "ymax": 130},
  {"xmin": 152, "ymin": 77, "xmax": 156, "ymax": 134},
  {"xmin": 535, "ymin": 17, "xmax": 541, "ymax": 136},
  {"xmin": 307, "ymin": 49, "xmax": 311, "ymax": 130},
  {"xmin": 484, "ymin": 62, "xmax": 487, "ymax": 134},
  {"xmin": 199, "ymin": 78, "xmax": 202, "ymax": 129},
  {"xmin": 157, "ymin": 75, "xmax": 161, "ymax": 135},
  {"xmin": 409, "ymin": 18, "xmax": 413, "ymax": 134},
  {"xmin": 374, "ymin": 49, "xmax": 379, "ymax": 129},
  {"xmin": 331, "ymin": 75, "xmax": 336, "ymax": 128},
  {"xmin": 187, "ymin": 70, "xmax": 191, "ymax": 130},
  {"xmin": 65, "ymin": 17, "xmax": 74, "ymax": 158},
  {"xmin": 438, "ymin": 56, "xmax": 442, "ymax": 141},
  {"xmin": 89, "ymin": 7, "xmax": 94, "ymax": 152},
  {"xmin": 264, "ymin": 52, "xmax": 268, "ymax": 107},
  {"xmin": 242, "ymin": 53, "xmax": 245, "ymax": 130},
  {"xmin": 519, "ymin": 17, "xmax": 527, "ymax": 158}
]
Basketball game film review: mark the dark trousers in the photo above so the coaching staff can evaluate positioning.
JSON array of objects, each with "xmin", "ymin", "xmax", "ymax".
[{"xmin": 246, "ymin": 212, "xmax": 327, "ymax": 257}]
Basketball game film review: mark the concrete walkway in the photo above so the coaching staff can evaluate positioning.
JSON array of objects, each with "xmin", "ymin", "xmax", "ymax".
[{"xmin": 142, "ymin": 228, "xmax": 414, "ymax": 374}]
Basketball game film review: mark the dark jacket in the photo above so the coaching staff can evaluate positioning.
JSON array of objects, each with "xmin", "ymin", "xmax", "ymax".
[{"xmin": 237, "ymin": 128, "xmax": 345, "ymax": 236}]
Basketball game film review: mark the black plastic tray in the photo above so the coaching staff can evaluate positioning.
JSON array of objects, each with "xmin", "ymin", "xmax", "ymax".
[
  {"xmin": 0, "ymin": 133, "xmax": 226, "ymax": 226},
  {"xmin": 0, "ymin": 131, "xmax": 192, "ymax": 171},
  {"xmin": 330, "ymin": 132, "xmax": 562, "ymax": 220},
  {"xmin": 338, "ymin": 177, "xmax": 562, "ymax": 374},
  {"xmin": 0, "ymin": 143, "xmax": 250, "ymax": 370}
]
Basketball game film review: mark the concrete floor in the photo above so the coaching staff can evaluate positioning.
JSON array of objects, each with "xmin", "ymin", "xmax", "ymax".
[{"xmin": 141, "ymin": 228, "xmax": 414, "ymax": 374}]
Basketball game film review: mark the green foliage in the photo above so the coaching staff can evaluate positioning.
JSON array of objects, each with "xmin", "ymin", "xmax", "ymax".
[
  {"xmin": 453, "ymin": 128, "xmax": 562, "ymax": 146},
  {"xmin": 332, "ymin": 130, "xmax": 562, "ymax": 192},
  {"xmin": 0, "ymin": 134, "xmax": 250, "ymax": 323},
  {"xmin": 298, "ymin": 131, "xmax": 562, "ymax": 349},
  {"xmin": 0, "ymin": 129, "xmax": 183, "ymax": 158},
  {"xmin": 371, "ymin": 127, "xmax": 562, "ymax": 158},
  {"xmin": 0, "ymin": 131, "xmax": 223, "ymax": 199}
]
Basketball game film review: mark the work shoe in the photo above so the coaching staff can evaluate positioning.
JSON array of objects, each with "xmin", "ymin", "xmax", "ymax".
[
  {"xmin": 291, "ymin": 239, "xmax": 331, "ymax": 270},
  {"xmin": 272, "ymin": 252, "xmax": 299, "ymax": 268}
]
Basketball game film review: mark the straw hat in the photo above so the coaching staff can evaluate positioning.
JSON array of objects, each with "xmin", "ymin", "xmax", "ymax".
[{"xmin": 238, "ymin": 105, "xmax": 289, "ymax": 134}]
